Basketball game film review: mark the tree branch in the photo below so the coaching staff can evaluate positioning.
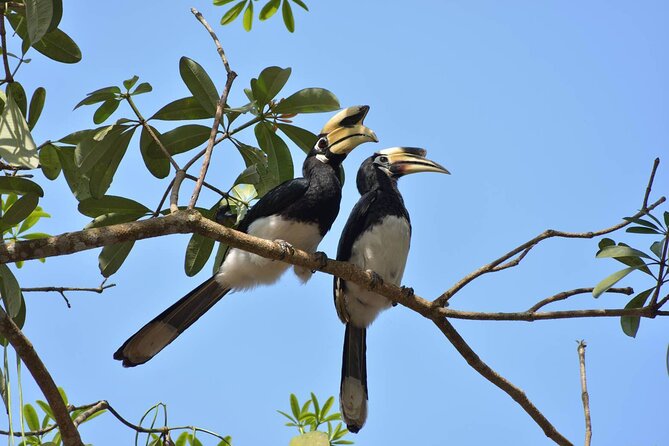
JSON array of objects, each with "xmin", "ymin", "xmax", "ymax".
[
  {"xmin": 577, "ymin": 341, "xmax": 592, "ymax": 446},
  {"xmin": 0, "ymin": 5, "xmax": 14, "ymax": 83},
  {"xmin": 642, "ymin": 158, "xmax": 660, "ymax": 209},
  {"xmin": 188, "ymin": 9, "xmax": 238, "ymax": 209},
  {"xmin": 0, "ymin": 308, "xmax": 83, "ymax": 446},
  {"xmin": 527, "ymin": 287, "xmax": 633, "ymax": 313},
  {"xmin": 432, "ymin": 196, "xmax": 666, "ymax": 308},
  {"xmin": 21, "ymin": 280, "xmax": 116, "ymax": 308},
  {"xmin": 432, "ymin": 318, "xmax": 573, "ymax": 446}
]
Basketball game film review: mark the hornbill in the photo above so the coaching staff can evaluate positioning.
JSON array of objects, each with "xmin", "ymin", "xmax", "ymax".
[
  {"xmin": 114, "ymin": 105, "xmax": 377, "ymax": 367},
  {"xmin": 334, "ymin": 147, "xmax": 450, "ymax": 432}
]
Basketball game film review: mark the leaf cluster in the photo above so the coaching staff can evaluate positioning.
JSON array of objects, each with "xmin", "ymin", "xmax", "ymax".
[
  {"xmin": 278, "ymin": 393, "xmax": 352, "ymax": 446},
  {"xmin": 215, "ymin": 0, "xmax": 308, "ymax": 32}
]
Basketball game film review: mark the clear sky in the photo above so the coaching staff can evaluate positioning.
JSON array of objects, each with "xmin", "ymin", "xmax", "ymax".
[{"xmin": 7, "ymin": 1, "xmax": 669, "ymax": 445}]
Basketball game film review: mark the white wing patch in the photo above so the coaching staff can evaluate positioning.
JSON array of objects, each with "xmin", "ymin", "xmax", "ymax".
[
  {"xmin": 344, "ymin": 215, "xmax": 410, "ymax": 327},
  {"xmin": 215, "ymin": 216, "xmax": 323, "ymax": 290}
]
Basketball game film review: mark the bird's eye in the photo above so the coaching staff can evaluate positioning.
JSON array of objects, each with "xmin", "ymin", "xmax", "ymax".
[
  {"xmin": 317, "ymin": 137, "xmax": 328, "ymax": 150},
  {"xmin": 379, "ymin": 156, "xmax": 389, "ymax": 163}
]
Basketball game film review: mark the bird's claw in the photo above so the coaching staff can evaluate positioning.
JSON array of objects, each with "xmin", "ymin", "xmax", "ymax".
[
  {"xmin": 311, "ymin": 251, "xmax": 328, "ymax": 273},
  {"xmin": 366, "ymin": 270, "xmax": 383, "ymax": 291},
  {"xmin": 400, "ymin": 286, "xmax": 414, "ymax": 300},
  {"xmin": 274, "ymin": 239, "xmax": 295, "ymax": 260}
]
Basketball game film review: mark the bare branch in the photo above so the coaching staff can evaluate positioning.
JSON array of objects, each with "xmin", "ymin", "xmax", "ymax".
[
  {"xmin": 527, "ymin": 287, "xmax": 633, "ymax": 313},
  {"xmin": 433, "ymin": 318, "xmax": 573, "ymax": 446},
  {"xmin": 188, "ymin": 9, "xmax": 238, "ymax": 209},
  {"xmin": 170, "ymin": 170, "xmax": 186, "ymax": 213},
  {"xmin": 0, "ymin": 308, "xmax": 83, "ymax": 446},
  {"xmin": 21, "ymin": 280, "xmax": 116, "ymax": 308},
  {"xmin": 649, "ymin": 231, "xmax": 668, "ymax": 308},
  {"xmin": 153, "ymin": 177, "xmax": 175, "ymax": 217},
  {"xmin": 433, "ymin": 196, "xmax": 666, "ymax": 308},
  {"xmin": 577, "ymin": 341, "xmax": 592, "ymax": 446},
  {"xmin": 642, "ymin": 158, "xmax": 660, "ymax": 209},
  {"xmin": 436, "ymin": 305, "xmax": 654, "ymax": 322}
]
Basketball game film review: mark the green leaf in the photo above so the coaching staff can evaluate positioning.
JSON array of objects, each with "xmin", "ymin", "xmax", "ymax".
[
  {"xmin": 33, "ymin": 27, "xmax": 82, "ymax": 63},
  {"xmin": 259, "ymin": 0, "xmax": 281, "ymax": 20},
  {"xmin": 39, "ymin": 143, "xmax": 61, "ymax": 180},
  {"xmin": 25, "ymin": 0, "xmax": 53, "ymax": 45},
  {"xmin": 48, "ymin": 0, "xmax": 63, "ymax": 32},
  {"xmin": 626, "ymin": 226, "xmax": 661, "ymax": 235},
  {"xmin": 132, "ymin": 82, "xmax": 153, "ymax": 96},
  {"xmin": 310, "ymin": 393, "xmax": 320, "ymax": 419},
  {"xmin": 592, "ymin": 266, "xmax": 640, "ymax": 298},
  {"xmin": 276, "ymin": 123, "xmax": 316, "ymax": 154},
  {"xmin": 0, "ymin": 264, "xmax": 22, "ymax": 317},
  {"xmin": 152, "ymin": 97, "xmax": 213, "ymax": 121},
  {"xmin": 0, "ymin": 177, "xmax": 44, "ymax": 197},
  {"xmin": 620, "ymin": 288, "xmax": 653, "ymax": 338},
  {"xmin": 7, "ymin": 82, "xmax": 27, "ymax": 117},
  {"xmin": 289, "ymin": 432, "xmax": 329, "ymax": 446},
  {"xmin": 650, "ymin": 240, "xmax": 664, "ymax": 258},
  {"xmin": 255, "ymin": 122, "xmax": 294, "ymax": 184},
  {"xmin": 0, "ymin": 91, "xmax": 39, "ymax": 168},
  {"xmin": 321, "ymin": 396, "xmax": 334, "ymax": 417},
  {"xmin": 84, "ymin": 212, "xmax": 142, "ymax": 229},
  {"xmin": 220, "ymin": 1, "xmax": 246, "ymax": 25},
  {"xmin": 18, "ymin": 206, "xmax": 49, "ymax": 233},
  {"xmin": 78, "ymin": 195, "xmax": 150, "ymax": 218},
  {"xmin": 282, "ymin": 0, "xmax": 295, "ymax": 32},
  {"xmin": 243, "ymin": 1, "xmax": 254, "ymax": 31},
  {"xmin": 93, "ymin": 99, "xmax": 120, "ymax": 124},
  {"xmin": 23, "ymin": 403, "xmax": 40, "ymax": 432},
  {"xmin": 179, "ymin": 56, "xmax": 219, "ymax": 115},
  {"xmin": 596, "ymin": 245, "xmax": 653, "ymax": 260},
  {"xmin": 27, "ymin": 87, "xmax": 46, "ymax": 130},
  {"xmin": 57, "ymin": 146, "xmax": 93, "ymax": 201},
  {"xmin": 251, "ymin": 66, "xmax": 291, "ymax": 107},
  {"xmin": 623, "ymin": 216, "xmax": 659, "ymax": 230},
  {"xmin": 596, "ymin": 240, "xmax": 652, "ymax": 276},
  {"xmin": 218, "ymin": 437, "xmax": 232, "ymax": 446},
  {"xmin": 140, "ymin": 126, "xmax": 170, "ymax": 179},
  {"xmin": 214, "ymin": 0, "xmax": 236, "ymax": 4},
  {"xmin": 664, "ymin": 211, "xmax": 669, "ymax": 228},
  {"xmin": 185, "ymin": 233, "xmax": 216, "ymax": 277},
  {"xmin": 273, "ymin": 88, "xmax": 339, "ymax": 114},
  {"xmin": 146, "ymin": 124, "xmax": 211, "ymax": 158},
  {"xmin": 0, "ymin": 194, "xmax": 39, "ymax": 230},
  {"xmin": 234, "ymin": 164, "xmax": 260, "ymax": 186},
  {"xmin": 212, "ymin": 241, "xmax": 229, "ymax": 275},
  {"xmin": 290, "ymin": 394, "xmax": 300, "ymax": 419},
  {"xmin": 73, "ymin": 93, "xmax": 116, "ymax": 110},
  {"xmin": 88, "ymin": 128, "xmax": 134, "ymax": 199},
  {"xmin": 74, "ymin": 125, "xmax": 128, "ymax": 173},
  {"xmin": 292, "ymin": 0, "xmax": 308, "ymax": 11},
  {"xmin": 99, "ymin": 241, "xmax": 135, "ymax": 277},
  {"xmin": 36, "ymin": 400, "xmax": 54, "ymax": 420},
  {"xmin": 123, "ymin": 75, "xmax": 139, "ymax": 91}
]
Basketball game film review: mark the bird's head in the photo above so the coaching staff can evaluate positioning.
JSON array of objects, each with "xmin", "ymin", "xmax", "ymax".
[
  {"xmin": 357, "ymin": 147, "xmax": 450, "ymax": 193},
  {"xmin": 308, "ymin": 105, "xmax": 378, "ymax": 168}
]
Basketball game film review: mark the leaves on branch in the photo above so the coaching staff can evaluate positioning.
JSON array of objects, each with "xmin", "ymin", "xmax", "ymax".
[{"xmin": 179, "ymin": 56, "xmax": 220, "ymax": 116}]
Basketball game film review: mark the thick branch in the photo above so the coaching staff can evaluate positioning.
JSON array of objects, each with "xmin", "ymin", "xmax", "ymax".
[
  {"xmin": 433, "ymin": 318, "xmax": 573, "ymax": 446},
  {"xmin": 433, "ymin": 196, "xmax": 666, "ymax": 307},
  {"xmin": 577, "ymin": 341, "xmax": 592, "ymax": 446},
  {"xmin": 0, "ymin": 308, "xmax": 83, "ymax": 446}
]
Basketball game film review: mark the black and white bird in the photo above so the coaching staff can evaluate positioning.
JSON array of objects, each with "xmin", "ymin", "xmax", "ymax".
[
  {"xmin": 334, "ymin": 147, "xmax": 450, "ymax": 432},
  {"xmin": 114, "ymin": 105, "xmax": 377, "ymax": 367}
]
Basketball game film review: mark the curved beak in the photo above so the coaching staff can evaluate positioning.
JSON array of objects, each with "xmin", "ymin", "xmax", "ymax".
[
  {"xmin": 380, "ymin": 147, "xmax": 450, "ymax": 176},
  {"xmin": 321, "ymin": 105, "xmax": 378, "ymax": 155}
]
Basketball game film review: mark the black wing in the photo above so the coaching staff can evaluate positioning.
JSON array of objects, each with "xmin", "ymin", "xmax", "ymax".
[{"xmin": 236, "ymin": 178, "xmax": 309, "ymax": 233}]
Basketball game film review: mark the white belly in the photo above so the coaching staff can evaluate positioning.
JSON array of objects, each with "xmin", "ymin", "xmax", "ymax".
[
  {"xmin": 215, "ymin": 216, "xmax": 323, "ymax": 290},
  {"xmin": 345, "ymin": 216, "xmax": 411, "ymax": 327}
]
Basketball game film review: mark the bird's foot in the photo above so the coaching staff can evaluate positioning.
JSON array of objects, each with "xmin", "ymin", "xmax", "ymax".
[
  {"xmin": 400, "ymin": 286, "xmax": 414, "ymax": 301},
  {"xmin": 311, "ymin": 251, "xmax": 328, "ymax": 273},
  {"xmin": 366, "ymin": 270, "xmax": 384, "ymax": 291},
  {"xmin": 274, "ymin": 239, "xmax": 295, "ymax": 260}
]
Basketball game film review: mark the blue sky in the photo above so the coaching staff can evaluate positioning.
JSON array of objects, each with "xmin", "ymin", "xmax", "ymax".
[{"xmin": 6, "ymin": 1, "xmax": 668, "ymax": 445}]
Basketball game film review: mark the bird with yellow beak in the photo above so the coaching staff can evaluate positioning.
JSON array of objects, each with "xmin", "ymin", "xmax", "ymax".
[
  {"xmin": 334, "ymin": 147, "xmax": 450, "ymax": 432},
  {"xmin": 114, "ymin": 106, "xmax": 377, "ymax": 367}
]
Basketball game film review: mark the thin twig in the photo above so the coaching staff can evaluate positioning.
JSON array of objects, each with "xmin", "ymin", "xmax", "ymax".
[
  {"xmin": 0, "ymin": 308, "xmax": 83, "ymax": 446},
  {"xmin": 0, "ymin": 5, "xmax": 14, "ymax": 83},
  {"xmin": 642, "ymin": 158, "xmax": 660, "ymax": 209},
  {"xmin": 21, "ymin": 280, "xmax": 116, "ymax": 308},
  {"xmin": 527, "ymin": 287, "xmax": 633, "ymax": 313},
  {"xmin": 170, "ymin": 170, "xmax": 186, "ymax": 213},
  {"xmin": 436, "ymin": 305, "xmax": 654, "ymax": 321},
  {"xmin": 153, "ymin": 177, "xmax": 175, "ymax": 217},
  {"xmin": 433, "ymin": 318, "xmax": 573, "ymax": 446},
  {"xmin": 433, "ymin": 196, "xmax": 666, "ymax": 307},
  {"xmin": 188, "ymin": 9, "xmax": 238, "ymax": 209},
  {"xmin": 577, "ymin": 341, "xmax": 592, "ymax": 446}
]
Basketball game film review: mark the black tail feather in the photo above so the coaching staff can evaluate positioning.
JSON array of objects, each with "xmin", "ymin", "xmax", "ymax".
[
  {"xmin": 114, "ymin": 277, "xmax": 229, "ymax": 367},
  {"xmin": 340, "ymin": 323, "xmax": 367, "ymax": 433}
]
